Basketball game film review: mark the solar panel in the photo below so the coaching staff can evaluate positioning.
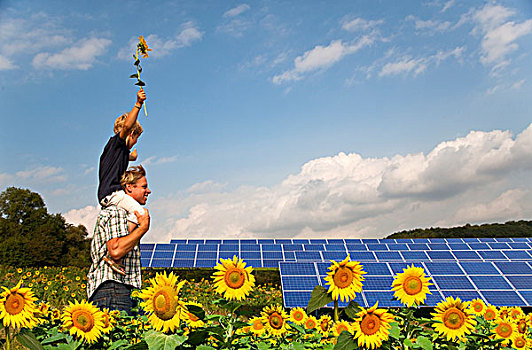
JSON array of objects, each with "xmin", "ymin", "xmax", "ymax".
[
  {"xmin": 241, "ymin": 251, "xmax": 261, "ymax": 260},
  {"xmin": 280, "ymin": 262, "xmax": 316, "ymax": 275},
  {"xmin": 495, "ymin": 262, "xmax": 532, "ymax": 274},
  {"xmin": 482, "ymin": 291, "xmax": 524, "ymax": 306},
  {"xmin": 460, "ymin": 262, "xmax": 499, "ymax": 275},
  {"xmin": 409, "ymin": 243, "xmax": 429, "ymax": 250},
  {"xmin": 470, "ymin": 275, "xmax": 512, "ymax": 290},
  {"xmin": 282, "ymin": 276, "xmax": 320, "ymax": 290},
  {"xmin": 295, "ymin": 251, "xmax": 322, "ymax": 261},
  {"xmin": 304, "ymin": 244, "xmax": 324, "ymax": 251},
  {"xmin": 363, "ymin": 276, "xmax": 394, "ymax": 291},
  {"xmin": 441, "ymin": 290, "xmax": 482, "ymax": 301},
  {"xmin": 375, "ymin": 251, "xmax": 403, "ymax": 261},
  {"xmin": 363, "ymin": 263, "xmax": 392, "ymax": 275},
  {"xmin": 427, "ymin": 251, "xmax": 455, "ymax": 260},
  {"xmin": 429, "ymin": 244, "xmax": 449, "ymax": 250},
  {"xmin": 506, "ymin": 275, "xmax": 532, "ymax": 289},
  {"xmin": 364, "ymin": 291, "xmax": 401, "ymax": 307},
  {"xmin": 424, "ymin": 262, "xmax": 464, "ymax": 275},
  {"xmin": 452, "ymin": 251, "xmax": 481, "ymax": 260},
  {"xmin": 367, "ymin": 244, "xmax": 388, "ymax": 251}
]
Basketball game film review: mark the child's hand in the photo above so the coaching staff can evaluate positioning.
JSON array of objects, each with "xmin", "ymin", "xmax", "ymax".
[
  {"xmin": 137, "ymin": 88, "xmax": 146, "ymax": 105},
  {"xmin": 129, "ymin": 148, "xmax": 138, "ymax": 161}
]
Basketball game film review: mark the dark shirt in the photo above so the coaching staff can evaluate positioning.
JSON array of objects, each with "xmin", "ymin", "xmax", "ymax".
[{"xmin": 98, "ymin": 134, "xmax": 129, "ymax": 203}]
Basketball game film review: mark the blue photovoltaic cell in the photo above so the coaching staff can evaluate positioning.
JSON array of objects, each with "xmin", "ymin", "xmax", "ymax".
[
  {"xmin": 346, "ymin": 244, "xmax": 367, "ymax": 251},
  {"xmin": 316, "ymin": 262, "xmax": 330, "ymax": 276},
  {"xmin": 362, "ymin": 239, "xmax": 379, "ymax": 243},
  {"xmin": 280, "ymin": 262, "xmax": 316, "ymax": 276},
  {"xmin": 283, "ymin": 244, "xmax": 303, "ymax": 251},
  {"xmin": 325, "ymin": 244, "xmax": 347, "ymax": 251},
  {"xmin": 482, "ymin": 291, "xmax": 525, "ymax": 306},
  {"xmin": 388, "ymin": 263, "xmax": 416, "ymax": 274},
  {"xmin": 140, "ymin": 243, "xmax": 155, "ymax": 250},
  {"xmin": 508, "ymin": 243, "xmax": 530, "ymax": 249},
  {"xmin": 293, "ymin": 239, "xmax": 310, "ymax": 244},
  {"xmin": 140, "ymin": 250, "xmax": 153, "ymax": 259},
  {"xmin": 412, "ymin": 238, "xmax": 430, "ymax": 243},
  {"xmin": 262, "ymin": 260, "xmax": 281, "ymax": 268},
  {"xmin": 309, "ymin": 239, "xmax": 328, "ymax": 244},
  {"xmin": 448, "ymin": 243, "xmax": 470, "ymax": 250},
  {"xmin": 495, "ymin": 262, "xmax": 532, "ymax": 274},
  {"xmin": 262, "ymin": 251, "xmax": 283, "ymax": 259},
  {"xmin": 467, "ymin": 243, "xmax": 490, "ymax": 250},
  {"xmin": 349, "ymin": 251, "xmax": 376, "ymax": 261},
  {"xmin": 174, "ymin": 251, "xmax": 195, "ymax": 259},
  {"xmin": 304, "ymin": 244, "xmax": 325, "ymax": 251},
  {"xmin": 258, "ymin": 239, "xmax": 274, "ymax": 244},
  {"xmin": 197, "ymin": 245, "xmax": 218, "ymax": 252},
  {"xmin": 387, "ymin": 244, "xmax": 409, "ymax": 250},
  {"xmin": 452, "ymin": 251, "xmax": 481, "ymax": 260},
  {"xmin": 150, "ymin": 259, "xmax": 172, "ymax": 268},
  {"xmin": 488, "ymin": 243, "xmax": 510, "ymax": 250},
  {"xmin": 219, "ymin": 244, "xmax": 239, "ymax": 251},
  {"xmin": 512, "ymin": 238, "xmax": 530, "ymax": 242},
  {"xmin": 152, "ymin": 251, "xmax": 174, "ymax": 259},
  {"xmin": 441, "ymin": 290, "xmax": 482, "ymax": 302},
  {"xmin": 446, "ymin": 238, "xmax": 464, "ymax": 243},
  {"xmin": 218, "ymin": 251, "xmax": 237, "ymax": 259},
  {"xmin": 424, "ymin": 291, "xmax": 445, "ymax": 306},
  {"xmin": 427, "ymin": 251, "xmax": 455, "ymax": 260},
  {"xmin": 425, "ymin": 262, "xmax": 464, "ymax": 275},
  {"xmin": 172, "ymin": 259, "xmax": 195, "ymax": 268},
  {"xmin": 197, "ymin": 251, "xmax": 217, "ymax": 259},
  {"xmin": 328, "ymin": 239, "xmax": 345, "ymax": 244},
  {"xmin": 375, "ymin": 251, "xmax": 403, "ymax": 260},
  {"xmin": 176, "ymin": 244, "xmax": 196, "ymax": 252},
  {"xmin": 519, "ymin": 291, "xmax": 532, "ymax": 305},
  {"xmin": 205, "ymin": 240, "xmax": 221, "ymax": 244},
  {"xmin": 240, "ymin": 251, "xmax": 261, "ymax": 260},
  {"xmin": 506, "ymin": 275, "xmax": 532, "ymax": 289},
  {"xmin": 284, "ymin": 291, "xmax": 312, "ymax": 308},
  {"xmin": 170, "ymin": 239, "xmax": 186, "ymax": 244},
  {"xmin": 240, "ymin": 239, "xmax": 257, "ymax": 244},
  {"xmin": 429, "ymin": 244, "xmax": 449, "ymax": 250},
  {"xmin": 429, "ymin": 238, "xmax": 447, "ymax": 243},
  {"xmin": 282, "ymin": 276, "xmax": 320, "ymax": 290},
  {"xmin": 479, "ymin": 251, "xmax": 506, "ymax": 260},
  {"xmin": 261, "ymin": 244, "xmax": 282, "ymax": 252},
  {"xmin": 366, "ymin": 244, "xmax": 388, "ymax": 251},
  {"xmin": 478, "ymin": 238, "xmax": 496, "ymax": 242},
  {"xmin": 470, "ymin": 275, "xmax": 512, "ymax": 290},
  {"xmin": 363, "ymin": 263, "xmax": 392, "ymax": 276},
  {"xmin": 222, "ymin": 239, "xmax": 239, "ymax": 244},
  {"xmin": 344, "ymin": 239, "xmax": 362, "ymax": 243},
  {"xmin": 295, "ymin": 251, "xmax": 322, "ymax": 260},
  {"xmin": 276, "ymin": 239, "xmax": 293, "ymax": 244},
  {"xmin": 432, "ymin": 275, "xmax": 474, "ymax": 290},
  {"xmin": 408, "ymin": 244, "xmax": 429, "ymax": 250},
  {"xmin": 502, "ymin": 251, "xmax": 531, "ymax": 260},
  {"xmin": 155, "ymin": 243, "xmax": 175, "ymax": 251},
  {"xmin": 283, "ymin": 251, "xmax": 296, "ymax": 261},
  {"xmin": 246, "ymin": 260, "xmax": 262, "ymax": 268},
  {"xmin": 495, "ymin": 238, "xmax": 513, "ymax": 242},
  {"xmin": 327, "ymin": 294, "xmax": 364, "ymax": 308},
  {"xmin": 460, "ymin": 262, "xmax": 499, "ymax": 275},
  {"xmin": 322, "ymin": 251, "xmax": 349, "ymax": 260},
  {"xmin": 365, "ymin": 291, "xmax": 402, "ymax": 307},
  {"xmin": 462, "ymin": 238, "xmax": 479, "ymax": 242},
  {"xmin": 188, "ymin": 239, "xmax": 204, "ymax": 244},
  {"xmin": 401, "ymin": 251, "xmax": 429, "ymax": 260},
  {"xmin": 240, "ymin": 245, "xmax": 260, "ymax": 252},
  {"xmin": 141, "ymin": 258, "xmax": 151, "ymax": 266},
  {"xmin": 195, "ymin": 260, "xmax": 217, "ymax": 268},
  {"xmin": 363, "ymin": 276, "xmax": 394, "ymax": 290}
]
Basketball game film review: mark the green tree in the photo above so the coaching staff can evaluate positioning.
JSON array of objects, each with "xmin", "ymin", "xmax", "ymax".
[{"xmin": 0, "ymin": 187, "xmax": 91, "ymax": 267}]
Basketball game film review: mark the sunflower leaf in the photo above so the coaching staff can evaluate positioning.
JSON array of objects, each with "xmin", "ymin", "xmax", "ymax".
[
  {"xmin": 123, "ymin": 340, "xmax": 149, "ymax": 350},
  {"xmin": 134, "ymin": 59, "xmax": 140, "ymax": 66},
  {"xmin": 333, "ymin": 331, "xmax": 357, "ymax": 350},
  {"xmin": 144, "ymin": 330, "xmax": 186, "ymax": 350},
  {"xmin": 416, "ymin": 336, "xmax": 433, "ymax": 350},
  {"xmin": 15, "ymin": 329, "xmax": 45, "ymax": 350},
  {"xmin": 389, "ymin": 322, "xmax": 401, "ymax": 339},
  {"xmin": 187, "ymin": 330, "xmax": 209, "ymax": 345},
  {"xmin": 108, "ymin": 340, "xmax": 130, "ymax": 350},
  {"xmin": 185, "ymin": 304, "xmax": 206, "ymax": 320},
  {"xmin": 306, "ymin": 285, "xmax": 333, "ymax": 314},
  {"xmin": 129, "ymin": 74, "xmax": 139, "ymax": 79},
  {"xmin": 135, "ymin": 80, "xmax": 146, "ymax": 87},
  {"xmin": 344, "ymin": 300, "xmax": 361, "ymax": 320}
]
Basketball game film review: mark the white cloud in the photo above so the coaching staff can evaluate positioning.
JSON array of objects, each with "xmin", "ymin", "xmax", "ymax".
[
  {"xmin": 512, "ymin": 79, "xmax": 525, "ymax": 89},
  {"xmin": 0, "ymin": 54, "xmax": 16, "ymax": 70},
  {"xmin": 63, "ymin": 205, "xmax": 100, "ymax": 236},
  {"xmin": 32, "ymin": 37, "xmax": 111, "ymax": 70},
  {"xmin": 273, "ymin": 36, "xmax": 376, "ymax": 84},
  {"xmin": 406, "ymin": 15, "xmax": 452, "ymax": 33},
  {"xmin": 142, "ymin": 155, "xmax": 178, "ymax": 166},
  {"xmin": 379, "ymin": 56, "xmax": 427, "ymax": 77},
  {"xmin": 117, "ymin": 23, "xmax": 203, "ymax": 60},
  {"xmin": 441, "ymin": 0, "xmax": 455, "ymax": 13},
  {"xmin": 342, "ymin": 17, "xmax": 384, "ymax": 32},
  {"xmin": 223, "ymin": 4, "xmax": 250, "ymax": 18},
  {"xmin": 123, "ymin": 123, "xmax": 532, "ymax": 241},
  {"xmin": 472, "ymin": 4, "xmax": 532, "ymax": 68},
  {"xmin": 15, "ymin": 166, "xmax": 66, "ymax": 183}
]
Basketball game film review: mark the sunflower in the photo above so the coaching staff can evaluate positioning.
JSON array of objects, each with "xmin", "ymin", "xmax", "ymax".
[
  {"xmin": 318, "ymin": 314, "xmax": 333, "ymax": 337},
  {"xmin": 100, "ymin": 308, "xmax": 116, "ymax": 334},
  {"xmin": 290, "ymin": 307, "xmax": 307, "ymax": 325},
  {"xmin": 62, "ymin": 300, "xmax": 104, "ymax": 344},
  {"xmin": 305, "ymin": 316, "xmax": 319, "ymax": 331},
  {"xmin": 391, "ymin": 265, "xmax": 432, "ymax": 307},
  {"xmin": 183, "ymin": 301, "xmax": 205, "ymax": 328},
  {"xmin": 0, "ymin": 280, "xmax": 38, "ymax": 329},
  {"xmin": 261, "ymin": 305, "xmax": 290, "ymax": 337},
  {"xmin": 352, "ymin": 302, "xmax": 394, "ymax": 349},
  {"xmin": 249, "ymin": 317, "xmax": 266, "ymax": 336},
  {"xmin": 492, "ymin": 318, "xmax": 516, "ymax": 346},
  {"xmin": 432, "ymin": 297, "xmax": 476, "ymax": 341},
  {"xmin": 513, "ymin": 334, "xmax": 532, "ymax": 350},
  {"xmin": 138, "ymin": 35, "xmax": 152, "ymax": 58},
  {"xmin": 499, "ymin": 306, "xmax": 511, "ymax": 320},
  {"xmin": 468, "ymin": 298, "xmax": 486, "ymax": 316},
  {"xmin": 332, "ymin": 321, "xmax": 353, "ymax": 337},
  {"xmin": 484, "ymin": 304, "xmax": 498, "ymax": 322},
  {"xmin": 323, "ymin": 255, "xmax": 366, "ymax": 302},
  {"xmin": 515, "ymin": 315, "xmax": 530, "ymax": 334},
  {"xmin": 138, "ymin": 271, "xmax": 187, "ymax": 333},
  {"xmin": 510, "ymin": 307, "xmax": 524, "ymax": 321},
  {"xmin": 212, "ymin": 256, "xmax": 255, "ymax": 301}
]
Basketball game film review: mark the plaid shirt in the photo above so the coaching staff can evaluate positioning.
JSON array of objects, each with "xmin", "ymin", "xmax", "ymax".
[{"xmin": 86, "ymin": 206, "xmax": 142, "ymax": 299}]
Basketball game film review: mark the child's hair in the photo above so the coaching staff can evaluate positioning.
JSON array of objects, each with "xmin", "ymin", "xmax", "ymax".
[
  {"xmin": 114, "ymin": 113, "xmax": 143, "ymax": 136},
  {"xmin": 121, "ymin": 165, "xmax": 146, "ymax": 189}
]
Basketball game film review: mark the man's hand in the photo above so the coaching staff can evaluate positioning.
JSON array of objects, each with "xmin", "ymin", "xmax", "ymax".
[
  {"xmin": 129, "ymin": 148, "xmax": 138, "ymax": 161},
  {"xmin": 137, "ymin": 88, "xmax": 146, "ymax": 105},
  {"xmin": 135, "ymin": 209, "xmax": 150, "ymax": 233}
]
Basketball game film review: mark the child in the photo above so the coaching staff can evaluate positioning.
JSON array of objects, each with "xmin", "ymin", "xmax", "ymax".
[{"xmin": 98, "ymin": 88, "xmax": 146, "ymax": 275}]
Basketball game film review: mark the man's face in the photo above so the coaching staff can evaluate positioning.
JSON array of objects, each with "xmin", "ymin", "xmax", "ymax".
[{"xmin": 126, "ymin": 176, "xmax": 151, "ymax": 205}]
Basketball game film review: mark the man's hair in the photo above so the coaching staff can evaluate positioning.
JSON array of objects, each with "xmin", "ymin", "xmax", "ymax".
[
  {"xmin": 114, "ymin": 113, "xmax": 143, "ymax": 136},
  {"xmin": 121, "ymin": 165, "xmax": 146, "ymax": 189}
]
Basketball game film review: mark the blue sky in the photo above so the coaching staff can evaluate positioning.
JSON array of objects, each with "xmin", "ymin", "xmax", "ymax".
[{"xmin": 1, "ymin": 0, "xmax": 532, "ymax": 241}]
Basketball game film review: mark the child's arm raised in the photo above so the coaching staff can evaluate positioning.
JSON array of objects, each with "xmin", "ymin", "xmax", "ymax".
[{"xmin": 119, "ymin": 88, "xmax": 146, "ymax": 140}]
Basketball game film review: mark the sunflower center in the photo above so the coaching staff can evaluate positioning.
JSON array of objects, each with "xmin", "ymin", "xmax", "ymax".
[
  {"xmin": 514, "ymin": 337, "xmax": 526, "ymax": 348},
  {"xmin": 102, "ymin": 314, "xmax": 110, "ymax": 328},
  {"xmin": 293, "ymin": 311, "xmax": 304, "ymax": 321},
  {"xmin": 72, "ymin": 310, "xmax": 95, "ymax": 332},
  {"xmin": 252, "ymin": 319, "xmax": 264, "ymax": 330},
  {"xmin": 473, "ymin": 303, "xmax": 483, "ymax": 312},
  {"xmin": 333, "ymin": 267, "xmax": 354, "ymax": 289},
  {"xmin": 5, "ymin": 293, "xmax": 25, "ymax": 315},
  {"xmin": 485, "ymin": 310, "xmax": 496, "ymax": 320},
  {"xmin": 496, "ymin": 323, "xmax": 512, "ymax": 338},
  {"xmin": 337, "ymin": 324, "xmax": 349, "ymax": 333},
  {"xmin": 224, "ymin": 268, "xmax": 246, "ymax": 289},
  {"xmin": 403, "ymin": 276, "xmax": 422, "ymax": 295},
  {"xmin": 306, "ymin": 319, "xmax": 316, "ymax": 328},
  {"xmin": 517, "ymin": 320, "xmax": 527, "ymax": 334},
  {"xmin": 269, "ymin": 312, "xmax": 284, "ymax": 329},
  {"xmin": 360, "ymin": 313, "xmax": 381, "ymax": 335},
  {"xmin": 320, "ymin": 319, "xmax": 330, "ymax": 332},
  {"xmin": 152, "ymin": 286, "xmax": 178, "ymax": 321},
  {"xmin": 443, "ymin": 308, "xmax": 465, "ymax": 330}
]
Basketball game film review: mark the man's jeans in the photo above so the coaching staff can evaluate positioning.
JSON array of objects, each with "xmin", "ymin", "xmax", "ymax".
[{"xmin": 89, "ymin": 280, "xmax": 134, "ymax": 315}]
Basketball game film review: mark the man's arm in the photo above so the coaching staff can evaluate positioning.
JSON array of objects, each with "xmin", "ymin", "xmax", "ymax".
[
  {"xmin": 119, "ymin": 89, "xmax": 146, "ymax": 140},
  {"xmin": 107, "ymin": 209, "xmax": 150, "ymax": 260}
]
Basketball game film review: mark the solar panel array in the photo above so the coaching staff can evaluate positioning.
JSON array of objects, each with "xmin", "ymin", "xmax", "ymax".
[{"xmin": 140, "ymin": 237, "xmax": 532, "ymax": 308}]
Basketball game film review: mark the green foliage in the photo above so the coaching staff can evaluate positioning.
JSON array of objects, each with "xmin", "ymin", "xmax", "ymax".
[
  {"xmin": 0, "ymin": 187, "xmax": 90, "ymax": 268},
  {"xmin": 307, "ymin": 285, "xmax": 333, "ymax": 314}
]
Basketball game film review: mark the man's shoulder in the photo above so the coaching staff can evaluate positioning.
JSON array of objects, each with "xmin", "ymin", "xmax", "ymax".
[{"xmin": 99, "ymin": 206, "xmax": 127, "ymax": 218}]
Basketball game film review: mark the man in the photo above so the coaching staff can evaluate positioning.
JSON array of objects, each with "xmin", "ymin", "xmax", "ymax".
[{"xmin": 87, "ymin": 165, "xmax": 151, "ymax": 314}]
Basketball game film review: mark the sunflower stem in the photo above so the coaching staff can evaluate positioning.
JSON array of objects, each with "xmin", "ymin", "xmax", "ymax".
[
  {"xmin": 5, "ymin": 326, "xmax": 11, "ymax": 350},
  {"xmin": 334, "ymin": 300, "xmax": 339, "ymax": 322}
]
